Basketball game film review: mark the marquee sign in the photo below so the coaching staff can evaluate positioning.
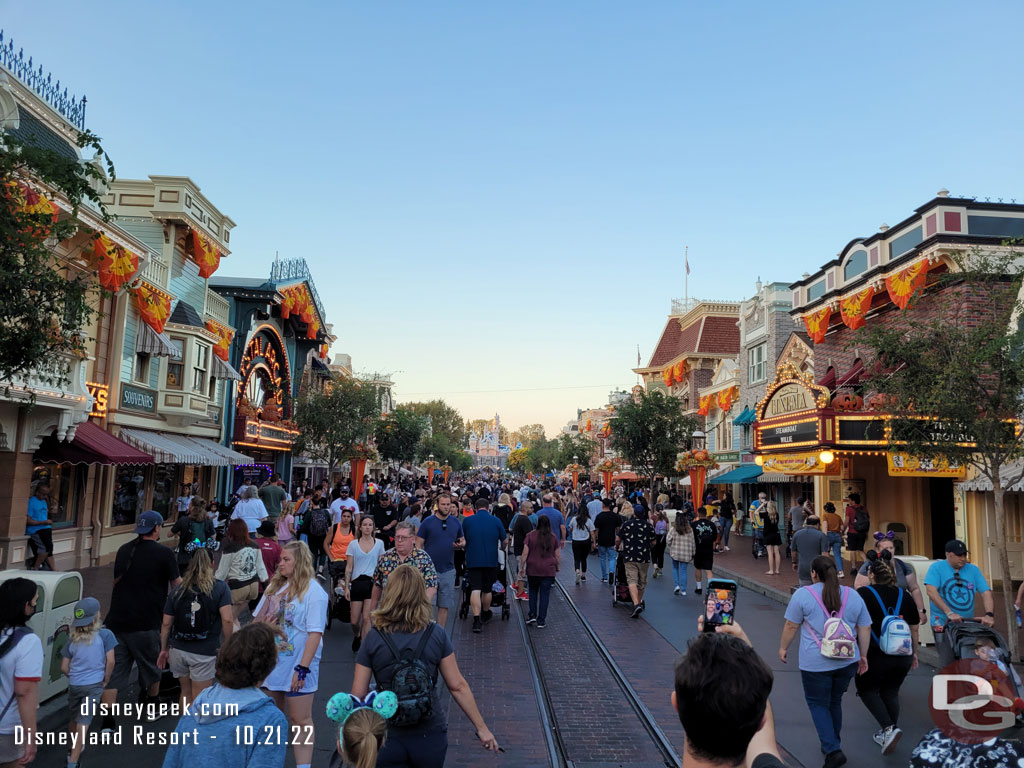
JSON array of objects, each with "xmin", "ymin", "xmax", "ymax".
[
  {"xmin": 762, "ymin": 452, "xmax": 840, "ymax": 475},
  {"xmin": 887, "ymin": 452, "xmax": 964, "ymax": 479}
]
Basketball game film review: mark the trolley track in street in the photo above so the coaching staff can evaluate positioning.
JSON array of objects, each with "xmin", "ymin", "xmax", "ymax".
[{"xmin": 515, "ymin": 574, "xmax": 682, "ymax": 768}]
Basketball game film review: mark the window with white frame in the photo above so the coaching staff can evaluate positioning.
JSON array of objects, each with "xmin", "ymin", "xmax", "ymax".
[
  {"xmin": 748, "ymin": 343, "xmax": 767, "ymax": 384},
  {"xmin": 717, "ymin": 417, "xmax": 732, "ymax": 452},
  {"xmin": 192, "ymin": 343, "xmax": 209, "ymax": 394}
]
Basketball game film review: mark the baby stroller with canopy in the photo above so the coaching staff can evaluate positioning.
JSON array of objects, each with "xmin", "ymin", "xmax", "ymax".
[
  {"xmin": 611, "ymin": 552, "xmax": 633, "ymax": 607},
  {"xmin": 945, "ymin": 619, "xmax": 1024, "ymax": 727},
  {"xmin": 458, "ymin": 545, "xmax": 511, "ymax": 621}
]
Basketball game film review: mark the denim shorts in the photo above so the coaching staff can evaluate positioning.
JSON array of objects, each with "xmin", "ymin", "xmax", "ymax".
[{"xmin": 433, "ymin": 569, "xmax": 457, "ymax": 610}]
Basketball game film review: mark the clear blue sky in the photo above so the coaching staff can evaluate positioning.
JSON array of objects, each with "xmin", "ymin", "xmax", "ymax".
[{"xmin": 8, "ymin": 2, "xmax": 1024, "ymax": 435}]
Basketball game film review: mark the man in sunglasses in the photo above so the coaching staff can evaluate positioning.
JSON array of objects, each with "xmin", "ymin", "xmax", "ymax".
[
  {"xmin": 853, "ymin": 531, "xmax": 926, "ymax": 621},
  {"xmin": 924, "ymin": 538, "xmax": 994, "ymax": 665},
  {"xmin": 415, "ymin": 493, "xmax": 464, "ymax": 627}
]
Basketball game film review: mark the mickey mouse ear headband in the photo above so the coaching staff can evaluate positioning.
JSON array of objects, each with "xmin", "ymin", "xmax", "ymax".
[
  {"xmin": 326, "ymin": 690, "xmax": 398, "ymax": 727},
  {"xmin": 873, "ymin": 530, "xmax": 895, "ymax": 542}
]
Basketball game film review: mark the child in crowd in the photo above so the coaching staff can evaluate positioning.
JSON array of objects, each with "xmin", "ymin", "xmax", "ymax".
[
  {"xmin": 974, "ymin": 636, "xmax": 1024, "ymax": 688},
  {"xmin": 60, "ymin": 597, "xmax": 116, "ymax": 768},
  {"xmin": 326, "ymin": 690, "xmax": 397, "ymax": 768}
]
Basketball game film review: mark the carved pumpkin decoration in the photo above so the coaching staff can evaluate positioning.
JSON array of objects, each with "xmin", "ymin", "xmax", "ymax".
[
  {"xmin": 866, "ymin": 393, "xmax": 897, "ymax": 412},
  {"xmin": 695, "ymin": 449, "xmax": 710, "ymax": 461},
  {"xmin": 831, "ymin": 391, "xmax": 863, "ymax": 412}
]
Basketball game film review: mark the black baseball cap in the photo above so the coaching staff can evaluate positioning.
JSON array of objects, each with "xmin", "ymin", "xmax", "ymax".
[{"xmin": 945, "ymin": 539, "xmax": 968, "ymax": 556}]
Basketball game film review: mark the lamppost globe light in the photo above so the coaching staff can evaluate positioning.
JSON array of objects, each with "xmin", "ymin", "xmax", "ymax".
[
  {"xmin": 692, "ymin": 430, "xmax": 706, "ymax": 450},
  {"xmin": 754, "ymin": 454, "xmax": 764, "ymax": 466},
  {"xmin": 819, "ymin": 450, "xmax": 835, "ymax": 465}
]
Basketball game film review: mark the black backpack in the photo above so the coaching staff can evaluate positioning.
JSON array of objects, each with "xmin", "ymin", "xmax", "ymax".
[
  {"xmin": 378, "ymin": 622, "xmax": 437, "ymax": 727},
  {"xmin": 852, "ymin": 505, "xmax": 870, "ymax": 534},
  {"xmin": 172, "ymin": 587, "xmax": 218, "ymax": 641},
  {"xmin": 309, "ymin": 507, "xmax": 331, "ymax": 537}
]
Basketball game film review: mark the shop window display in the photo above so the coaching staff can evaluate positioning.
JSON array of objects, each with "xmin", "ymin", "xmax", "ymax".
[
  {"xmin": 151, "ymin": 464, "xmax": 179, "ymax": 520},
  {"xmin": 112, "ymin": 465, "xmax": 148, "ymax": 527},
  {"xmin": 31, "ymin": 465, "xmax": 83, "ymax": 528}
]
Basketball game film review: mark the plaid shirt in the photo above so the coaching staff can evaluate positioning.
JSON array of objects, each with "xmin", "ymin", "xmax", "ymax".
[{"xmin": 372, "ymin": 547, "xmax": 438, "ymax": 591}]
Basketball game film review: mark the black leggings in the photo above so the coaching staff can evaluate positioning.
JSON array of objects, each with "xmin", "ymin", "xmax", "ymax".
[
  {"xmin": 854, "ymin": 650, "xmax": 913, "ymax": 728},
  {"xmin": 571, "ymin": 540, "xmax": 591, "ymax": 573},
  {"xmin": 652, "ymin": 534, "xmax": 667, "ymax": 568}
]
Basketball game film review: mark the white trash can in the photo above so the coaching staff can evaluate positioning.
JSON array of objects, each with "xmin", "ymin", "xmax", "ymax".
[{"xmin": 0, "ymin": 570, "xmax": 82, "ymax": 701}]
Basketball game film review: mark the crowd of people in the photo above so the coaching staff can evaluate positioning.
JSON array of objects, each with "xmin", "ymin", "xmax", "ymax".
[{"xmin": 5, "ymin": 469, "xmax": 1021, "ymax": 768}]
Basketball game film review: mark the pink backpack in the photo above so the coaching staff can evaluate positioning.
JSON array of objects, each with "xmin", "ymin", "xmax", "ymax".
[{"xmin": 804, "ymin": 586, "xmax": 856, "ymax": 660}]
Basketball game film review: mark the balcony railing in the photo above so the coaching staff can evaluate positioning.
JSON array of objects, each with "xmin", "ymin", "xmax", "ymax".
[
  {"xmin": 205, "ymin": 289, "xmax": 231, "ymax": 326},
  {"xmin": 141, "ymin": 255, "xmax": 169, "ymax": 289},
  {"xmin": 0, "ymin": 30, "xmax": 86, "ymax": 130}
]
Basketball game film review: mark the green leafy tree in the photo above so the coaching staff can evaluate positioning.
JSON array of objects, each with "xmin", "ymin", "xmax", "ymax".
[
  {"xmin": 555, "ymin": 433, "xmax": 596, "ymax": 469},
  {"xmin": 375, "ymin": 406, "xmax": 426, "ymax": 465},
  {"xmin": 506, "ymin": 447, "xmax": 528, "ymax": 473},
  {"xmin": 1, "ymin": 130, "xmax": 115, "ymax": 391},
  {"xmin": 862, "ymin": 247, "xmax": 1024, "ymax": 657},
  {"xmin": 524, "ymin": 438, "xmax": 559, "ymax": 476},
  {"xmin": 416, "ymin": 434, "xmax": 463, "ymax": 465},
  {"xmin": 511, "ymin": 423, "xmax": 546, "ymax": 449},
  {"xmin": 451, "ymin": 451, "xmax": 474, "ymax": 472},
  {"xmin": 293, "ymin": 377, "xmax": 382, "ymax": 477},
  {"xmin": 407, "ymin": 399, "xmax": 465, "ymax": 445},
  {"xmin": 610, "ymin": 389, "xmax": 700, "ymax": 499}
]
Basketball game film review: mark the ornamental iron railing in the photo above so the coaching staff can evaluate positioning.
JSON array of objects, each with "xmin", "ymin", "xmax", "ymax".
[
  {"xmin": 269, "ymin": 257, "xmax": 325, "ymax": 324},
  {"xmin": 0, "ymin": 30, "xmax": 86, "ymax": 130}
]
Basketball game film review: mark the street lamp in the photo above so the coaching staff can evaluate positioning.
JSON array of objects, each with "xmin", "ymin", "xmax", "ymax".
[
  {"xmin": 691, "ymin": 430, "xmax": 706, "ymax": 451},
  {"xmin": 425, "ymin": 453, "xmax": 436, "ymax": 484}
]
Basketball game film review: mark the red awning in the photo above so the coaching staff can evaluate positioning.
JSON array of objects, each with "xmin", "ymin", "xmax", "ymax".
[
  {"xmin": 612, "ymin": 471, "xmax": 640, "ymax": 481},
  {"xmin": 34, "ymin": 421, "xmax": 154, "ymax": 465},
  {"xmin": 817, "ymin": 366, "xmax": 836, "ymax": 391},
  {"xmin": 836, "ymin": 359, "xmax": 864, "ymax": 389}
]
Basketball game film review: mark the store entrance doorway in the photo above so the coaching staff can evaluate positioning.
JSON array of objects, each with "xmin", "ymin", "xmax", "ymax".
[{"xmin": 929, "ymin": 478, "xmax": 956, "ymax": 559}]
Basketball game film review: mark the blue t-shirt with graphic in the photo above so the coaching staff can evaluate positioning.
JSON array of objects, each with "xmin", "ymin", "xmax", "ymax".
[{"xmin": 924, "ymin": 560, "xmax": 990, "ymax": 625}]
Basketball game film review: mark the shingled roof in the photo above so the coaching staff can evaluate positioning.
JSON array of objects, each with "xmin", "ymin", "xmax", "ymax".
[{"xmin": 648, "ymin": 314, "xmax": 740, "ymax": 367}]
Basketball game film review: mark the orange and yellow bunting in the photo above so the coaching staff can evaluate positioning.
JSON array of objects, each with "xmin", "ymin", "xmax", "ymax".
[
  {"xmin": 886, "ymin": 259, "xmax": 929, "ymax": 310},
  {"xmin": 673, "ymin": 360, "xmax": 687, "ymax": 384},
  {"xmin": 90, "ymin": 233, "xmax": 139, "ymax": 292},
  {"xmin": 189, "ymin": 229, "xmax": 222, "ymax": 278},
  {"xmin": 319, "ymin": 344, "xmax": 329, "ymax": 359},
  {"xmin": 133, "ymin": 282, "xmax": 171, "ymax": 334},
  {"xmin": 205, "ymin": 320, "xmax": 234, "ymax": 361},
  {"xmin": 4, "ymin": 180, "xmax": 59, "ymax": 239},
  {"xmin": 839, "ymin": 286, "xmax": 874, "ymax": 330},
  {"xmin": 698, "ymin": 394, "xmax": 712, "ymax": 416},
  {"xmin": 717, "ymin": 385, "xmax": 738, "ymax": 413},
  {"xmin": 280, "ymin": 284, "xmax": 315, "ymax": 324},
  {"xmin": 305, "ymin": 315, "xmax": 320, "ymax": 340},
  {"xmin": 803, "ymin": 306, "xmax": 832, "ymax": 344},
  {"xmin": 663, "ymin": 368, "xmax": 674, "ymax": 387}
]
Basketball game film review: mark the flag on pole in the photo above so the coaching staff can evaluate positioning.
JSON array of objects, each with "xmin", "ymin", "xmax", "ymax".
[
  {"xmin": 685, "ymin": 248, "xmax": 690, "ymax": 275},
  {"xmin": 637, "ymin": 344, "xmax": 641, "ymax": 366}
]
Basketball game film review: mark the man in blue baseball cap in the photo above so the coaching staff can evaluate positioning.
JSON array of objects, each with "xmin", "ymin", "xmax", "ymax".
[{"xmin": 99, "ymin": 511, "xmax": 181, "ymax": 733}]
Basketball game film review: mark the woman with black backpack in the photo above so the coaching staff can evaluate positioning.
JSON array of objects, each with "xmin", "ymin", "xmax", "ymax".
[
  {"xmin": 351, "ymin": 563, "xmax": 499, "ymax": 767},
  {"xmin": 855, "ymin": 552, "xmax": 920, "ymax": 756},
  {"xmin": 158, "ymin": 549, "xmax": 233, "ymax": 707},
  {"xmin": 169, "ymin": 498, "xmax": 215, "ymax": 569}
]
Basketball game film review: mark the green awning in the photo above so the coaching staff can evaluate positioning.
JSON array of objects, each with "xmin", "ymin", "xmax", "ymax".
[
  {"xmin": 733, "ymin": 406, "xmax": 757, "ymax": 426},
  {"xmin": 713, "ymin": 464, "xmax": 763, "ymax": 484}
]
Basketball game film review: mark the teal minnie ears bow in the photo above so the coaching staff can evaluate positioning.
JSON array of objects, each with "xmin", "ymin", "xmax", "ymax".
[{"xmin": 326, "ymin": 691, "xmax": 398, "ymax": 727}]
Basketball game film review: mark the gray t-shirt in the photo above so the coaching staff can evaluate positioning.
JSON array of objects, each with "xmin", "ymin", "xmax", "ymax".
[
  {"xmin": 163, "ymin": 580, "xmax": 232, "ymax": 656},
  {"xmin": 789, "ymin": 505, "xmax": 805, "ymax": 532},
  {"xmin": 791, "ymin": 528, "xmax": 828, "ymax": 582},
  {"xmin": 61, "ymin": 628, "xmax": 117, "ymax": 686},
  {"xmin": 857, "ymin": 556, "xmax": 913, "ymax": 590},
  {"xmin": 356, "ymin": 622, "xmax": 453, "ymax": 732}
]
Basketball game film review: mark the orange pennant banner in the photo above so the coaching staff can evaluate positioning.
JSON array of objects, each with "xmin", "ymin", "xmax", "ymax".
[
  {"xmin": 133, "ymin": 282, "xmax": 171, "ymax": 335},
  {"xmin": 673, "ymin": 360, "xmax": 686, "ymax": 384},
  {"xmin": 5, "ymin": 180, "xmax": 59, "ymax": 239},
  {"xmin": 663, "ymin": 368, "xmax": 673, "ymax": 387},
  {"xmin": 189, "ymin": 230, "xmax": 222, "ymax": 278},
  {"xmin": 90, "ymin": 233, "xmax": 139, "ymax": 292},
  {"xmin": 205, "ymin": 320, "xmax": 234, "ymax": 361},
  {"xmin": 886, "ymin": 259, "xmax": 929, "ymax": 310},
  {"xmin": 803, "ymin": 306, "xmax": 832, "ymax": 344},
  {"xmin": 698, "ymin": 394, "xmax": 712, "ymax": 416},
  {"xmin": 717, "ymin": 385, "xmax": 738, "ymax": 413},
  {"xmin": 839, "ymin": 286, "xmax": 874, "ymax": 330}
]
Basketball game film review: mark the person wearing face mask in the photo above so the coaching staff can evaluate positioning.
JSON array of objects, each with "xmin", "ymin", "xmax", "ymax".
[
  {"xmin": 853, "ymin": 531, "xmax": 926, "ymax": 621},
  {"xmin": 924, "ymin": 539, "xmax": 994, "ymax": 667}
]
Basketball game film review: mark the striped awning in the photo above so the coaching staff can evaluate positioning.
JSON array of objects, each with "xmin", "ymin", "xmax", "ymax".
[
  {"xmin": 759, "ymin": 473, "xmax": 814, "ymax": 483},
  {"xmin": 961, "ymin": 462, "xmax": 1024, "ymax": 493},
  {"xmin": 136, "ymin": 322, "xmax": 181, "ymax": 359},
  {"xmin": 210, "ymin": 355, "xmax": 242, "ymax": 381},
  {"xmin": 118, "ymin": 428, "xmax": 251, "ymax": 466}
]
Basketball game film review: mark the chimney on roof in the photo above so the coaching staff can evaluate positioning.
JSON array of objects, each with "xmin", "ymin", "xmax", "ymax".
[{"xmin": 937, "ymin": 188, "xmax": 949, "ymax": 198}]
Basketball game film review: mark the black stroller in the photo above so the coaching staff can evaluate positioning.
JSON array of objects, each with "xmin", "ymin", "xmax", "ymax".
[
  {"xmin": 611, "ymin": 554, "xmax": 633, "ymax": 608},
  {"xmin": 458, "ymin": 548, "xmax": 511, "ymax": 621},
  {"xmin": 945, "ymin": 619, "xmax": 1024, "ymax": 726}
]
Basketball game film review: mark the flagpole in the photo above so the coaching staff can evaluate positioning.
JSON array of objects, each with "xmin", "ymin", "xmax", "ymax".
[{"xmin": 685, "ymin": 245, "xmax": 689, "ymax": 305}]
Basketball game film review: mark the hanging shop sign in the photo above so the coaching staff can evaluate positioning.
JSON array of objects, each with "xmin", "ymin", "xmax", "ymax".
[
  {"xmin": 120, "ymin": 383, "xmax": 157, "ymax": 413},
  {"xmin": 758, "ymin": 419, "xmax": 819, "ymax": 448},
  {"xmin": 886, "ymin": 452, "xmax": 964, "ymax": 479},
  {"xmin": 762, "ymin": 452, "xmax": 840, "ymax": 475},
  {"xmin": 714, "ymin": 451, "xmax": 740, "ymax": 462}
]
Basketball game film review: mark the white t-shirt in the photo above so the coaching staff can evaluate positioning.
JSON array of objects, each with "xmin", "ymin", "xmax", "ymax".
[
  {"xmin": 330, "ymin": 497, "xmax": 360, "ymax": 525},
  {"xmin": 231, "ymin": 498, "xmax": 268, "ymax": 533},
  {"xmin": 0, "ymin": 628, "xmax": 43, "ymax": 733},
  {"xmin": 567, "ymin": 516, "xmax": 596, "ymax": 542},
  {"xmin": 346, "ymin": 538, "xmax": 384, "ymax": 580},
  {"xmin": 254, "ymin": 583, "xmax": 328, "ymax": 693},
  {"xmin": 176, "ymin": 495, "xmax": 193, "ymax": 513}
]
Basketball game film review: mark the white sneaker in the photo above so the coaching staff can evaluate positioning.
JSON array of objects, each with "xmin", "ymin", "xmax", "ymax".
[
  {"xmin": 838, "ymin": 571, "xmax": 845, "ymax": 578},
  {"xmin": 673, "ymin": 586, "xmax": 681, "ymax": 595},
  {"xmin": 881, "ymin": 726, "xmax": 902, "ymax": 755},
  {"xmin": 872, "ymin": 729, "xmax": 886, "ymax": 748},
  {"xmin": 680, "ymin": 590, "xmax": 686, "ymax": 596},
  {"xmin": 724, "ymin": 546, "xmax": 730, "ymax": 551}
]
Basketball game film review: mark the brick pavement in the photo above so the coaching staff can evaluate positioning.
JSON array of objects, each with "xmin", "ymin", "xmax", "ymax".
[{"xmin": 442, "ymin": 603, "xmax": 551, "ymax": 767}]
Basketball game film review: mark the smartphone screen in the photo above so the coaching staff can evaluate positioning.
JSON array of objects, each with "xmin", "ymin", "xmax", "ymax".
[{"xmin": 703, "ymin": 579, "xmax": 738, "ymax": 630}]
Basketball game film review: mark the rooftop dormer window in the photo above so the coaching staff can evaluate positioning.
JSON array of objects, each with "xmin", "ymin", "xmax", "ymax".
[
  {"xmin": 843, "ymin": 250, "xmax": 867, "ymax": 282},
  {"xmin": 807, "ymin": 279, "xmax": 826, "ymax": 302}
]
